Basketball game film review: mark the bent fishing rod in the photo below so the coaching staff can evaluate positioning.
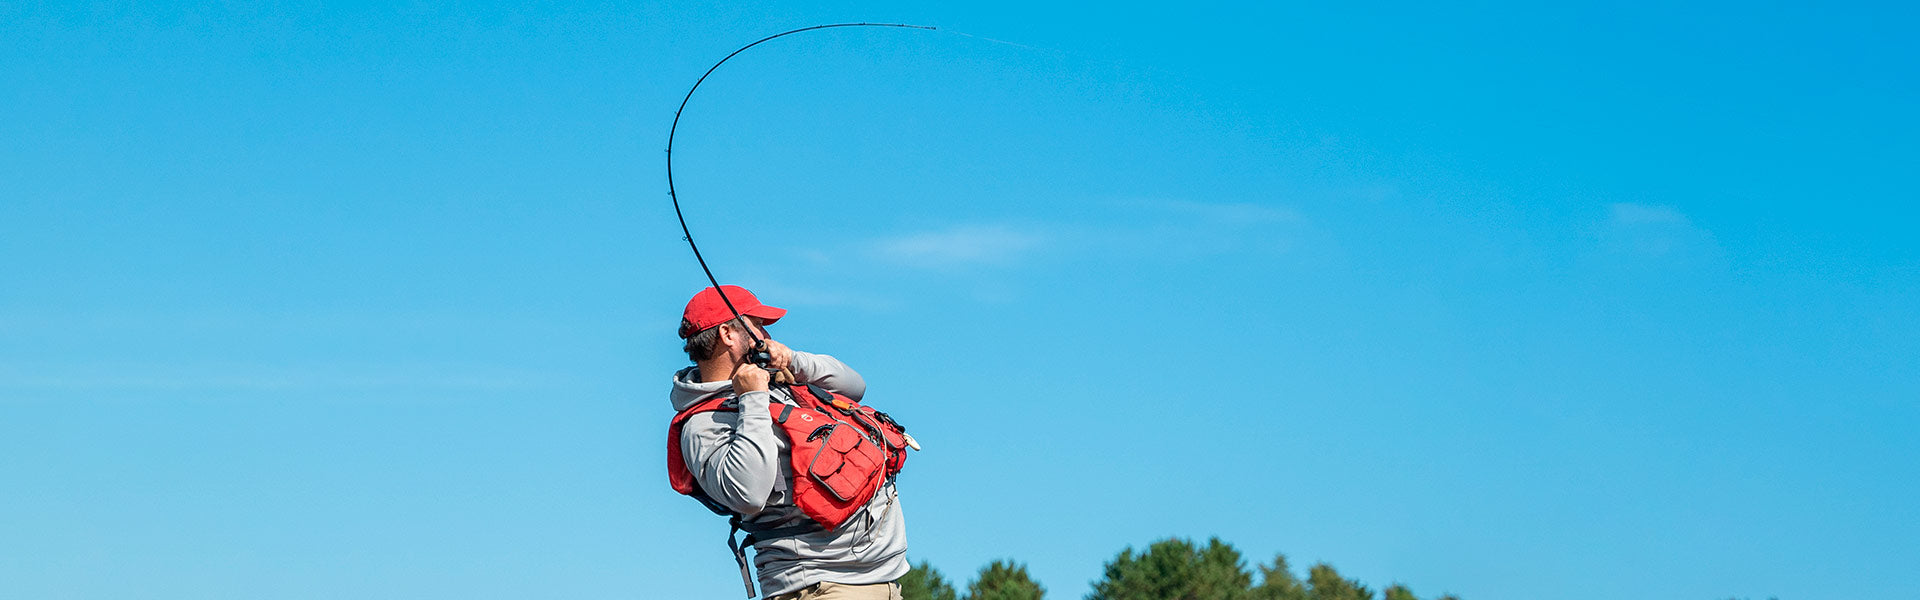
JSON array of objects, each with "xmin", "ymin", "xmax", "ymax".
[{"xmin": 667, "ymin": 23, "xmax": 935, "ymax": 370}]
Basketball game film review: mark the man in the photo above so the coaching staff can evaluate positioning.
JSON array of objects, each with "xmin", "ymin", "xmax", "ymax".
[{"xmin": 669, "ymin": 285, "xmax": 909, "ymax": 600}]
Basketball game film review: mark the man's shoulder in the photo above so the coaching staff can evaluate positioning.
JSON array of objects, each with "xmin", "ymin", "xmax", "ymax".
[
  {"xmin": 676, "ymin": 407, "xmax": 741, "ymax": 445},
  {"xmin": 676, "ymin": 396, "xmax": 738, "ymax": 420}
]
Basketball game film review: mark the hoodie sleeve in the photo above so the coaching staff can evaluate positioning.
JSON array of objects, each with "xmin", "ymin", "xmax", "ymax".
[
  {"xmin": 679, "ymin": 390, "xmax": 782, "ymax": 516},
  {"xmin": 789, "ymin": 351, "xmax": 866, "ymax": 401}
]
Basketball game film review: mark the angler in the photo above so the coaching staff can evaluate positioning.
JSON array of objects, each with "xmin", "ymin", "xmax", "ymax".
[
  {"xmin": 667, "ymin": 285, "xmax": 915, "ymax": 599},
  {"xmin": 662, "ymin": 23, "xmax": 935, "ymax": 599}
]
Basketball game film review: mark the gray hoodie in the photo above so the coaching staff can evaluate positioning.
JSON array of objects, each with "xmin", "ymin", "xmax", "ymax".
[{"xmin": 669, "ymin": 351, "xmax": 908, "ymax": 598}]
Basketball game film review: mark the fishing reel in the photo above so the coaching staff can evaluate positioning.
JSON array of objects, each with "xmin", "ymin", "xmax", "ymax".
[
  {"xmin": 747, "ymin": 340, "xmax": 794, "ymax": 385},
  {"xmin": 746, "ymin": 340, "xmax": 774, "ymax": 368}
]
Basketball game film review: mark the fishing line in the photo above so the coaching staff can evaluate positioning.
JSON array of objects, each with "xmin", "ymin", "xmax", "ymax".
[{"xmin": 666, "ymin": 22, "xmax": 934, "ymax": 365}]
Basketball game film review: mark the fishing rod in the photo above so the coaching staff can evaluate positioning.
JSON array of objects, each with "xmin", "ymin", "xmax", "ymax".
[{"xmin": 667, "ymin": 23, "xmax": 936, "ymax": 370}]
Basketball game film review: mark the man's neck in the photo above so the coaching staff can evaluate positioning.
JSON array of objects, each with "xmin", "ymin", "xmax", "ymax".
[{"xmin": 696, "ymin": 356, "xmax": 741, "ymax": 385}]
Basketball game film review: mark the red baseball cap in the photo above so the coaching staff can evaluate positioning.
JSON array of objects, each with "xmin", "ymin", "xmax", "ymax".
[{"xmin": 680, "ymin": 285, "xmax": 786, "ymax": 336}]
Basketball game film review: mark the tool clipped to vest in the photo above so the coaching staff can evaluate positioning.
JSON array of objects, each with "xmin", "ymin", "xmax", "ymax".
[{"xmin": 667, "ymin": 383, "xmax": 914, "ymax": 598}]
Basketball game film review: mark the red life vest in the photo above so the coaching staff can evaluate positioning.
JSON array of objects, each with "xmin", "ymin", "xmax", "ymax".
[{"xmin": 668, "ymin": 382, "xmax": 909, "ymax": 530}]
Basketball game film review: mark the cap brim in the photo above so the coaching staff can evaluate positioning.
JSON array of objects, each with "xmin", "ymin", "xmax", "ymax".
[{"xmin": 744, "ymin": 304, "xmax": 786, "ymax": 326}]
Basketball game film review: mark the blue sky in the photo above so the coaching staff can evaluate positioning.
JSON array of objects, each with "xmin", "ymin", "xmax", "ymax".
[{"xmin": 2, "ymin": 2, "xmax": 1915, "ymax": 599}]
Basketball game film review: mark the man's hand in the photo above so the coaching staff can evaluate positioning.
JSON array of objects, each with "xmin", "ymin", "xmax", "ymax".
[
  {"xmin": 731, "ymin": 361, "xmax": 771, "ymax": 393},
  {"xmin": 762, "ymin": 339, "xmax": 794, "ymax": 372}
]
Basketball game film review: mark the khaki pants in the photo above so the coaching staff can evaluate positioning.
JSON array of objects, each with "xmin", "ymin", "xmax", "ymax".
[{"xmin": 770, "ymin": 581, "xmax": 901, "ymax": 600}]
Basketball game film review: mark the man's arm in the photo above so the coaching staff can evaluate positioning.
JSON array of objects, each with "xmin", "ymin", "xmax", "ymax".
[
  {"xmin": 679, "ymin": 389, "xmax": 782, "ymax": 515},
  {"xmin": 788, "ymin": 350, "xmax": 866, "ymax": 401}
]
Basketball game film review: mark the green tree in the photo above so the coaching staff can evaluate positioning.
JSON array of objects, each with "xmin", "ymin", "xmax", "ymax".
[
  {"xmin": 1382, "ymin": 584, "xmax": 1416, "ymax": 600},
  {"xmin": 1087, "ymin": 537, "xmax": 1253, "ymax": 600},
  {"xmin": 1250, "ymin": 554, "xmax": 1307, "ymax": 600},
  {"xmin": 1305, "ymin": 563, "xmax": 1372, "ymax": 600},
  {"xmin": 966, "ymin": 559, "xmax": 1046, "ymax": 600},
  {"xmin": 902, "ymin": 560, "xmax": 958, "ymax": 600}
]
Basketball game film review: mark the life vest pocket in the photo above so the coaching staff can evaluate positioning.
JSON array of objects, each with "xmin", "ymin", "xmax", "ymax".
[{"xmin": 804, "ymin": 422, "xmax": 886, "ymax": 502}]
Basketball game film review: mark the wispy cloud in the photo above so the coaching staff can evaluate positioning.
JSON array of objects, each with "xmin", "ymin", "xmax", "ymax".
[
  {"xmin": 747, "ymin": 200, "xmax": 1313, "ymax": 309},
  {"xmin": 1125, "ymin": 199, "xmax": 1304, "ymax": 225},
  {"xmin": 1608, "ymin": 203, "xmax": 1692, "ymax": 226},
  {"xmin": 1104, "ymin": 198, "xmax": 1313, "ymax": 259},
  {"xmin": 0, "ymin": 365, "xmax": 549, "ymax": 393},
  {"xmin": 0, "ymin": 310, "xmax": 565, "ymax": 394},
  {"xmin": 868, "ymin": 225, "xmax": 1046, "ymax": 268},
  {"xmin": 748, "ymin": 282, "xmax": 902, "ymax": 311},
  {"xmin": 1598, "ymin": 202, "xmax": 1722, "ymax": 261}
]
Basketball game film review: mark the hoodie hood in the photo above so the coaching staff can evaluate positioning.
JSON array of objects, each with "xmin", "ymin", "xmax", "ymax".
[{"xmin": 670, "ymin": 366, "xmax": 733, "ymax": 411}]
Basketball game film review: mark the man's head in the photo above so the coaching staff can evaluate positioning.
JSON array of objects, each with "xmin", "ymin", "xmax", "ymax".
[{"xmin": 678, "ymin": 285, "xmax": 784, "ymax": 362}]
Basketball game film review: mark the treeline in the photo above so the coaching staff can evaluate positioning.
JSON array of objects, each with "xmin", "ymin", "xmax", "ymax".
[{"xmin": 900, "ymin": 537, "xmax": 1459, "ymax": 600}]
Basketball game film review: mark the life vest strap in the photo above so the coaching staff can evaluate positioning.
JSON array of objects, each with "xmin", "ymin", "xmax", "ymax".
[{"xmin": 725, "ymin": 516, "xmax": 822, "ymax": 598}]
